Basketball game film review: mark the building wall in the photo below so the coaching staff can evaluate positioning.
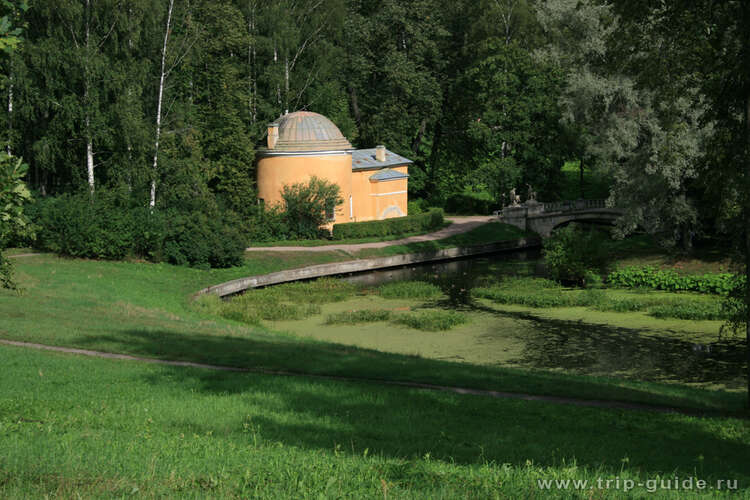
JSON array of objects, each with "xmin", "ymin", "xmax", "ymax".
[
  {"xmin": 350, "ymin": 165, "xmax": 409, "ymax": 222},
  {"xmin": 351, "ymin": 169, "xmax": 375, "ymax": 222},
  {"xmin": 257, "ymin": 152, "xmax": 353, "ymax": 225},
  {"xmin": 258, "ymin": 154, "xmax": 408, "ymax": 225},
  {"xmin": 371, "ymin": 168, "xmax": 408, "ymax": 220}
]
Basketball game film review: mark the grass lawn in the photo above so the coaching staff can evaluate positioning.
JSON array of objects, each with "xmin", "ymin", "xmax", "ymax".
[
  {"xmin": 247, "ymin": 222, "xmax": 452, "ymax": 247},
  {"xmin": 1, "ymin": 247, "xmax": 746, "ymax": 412},
  {"xmin": 2, "ymin": 224, "xmax": 750, "ymax": 496},
  {"xmin": 1, "ymin": 344, "xmax": 749, "ymax": 498}
]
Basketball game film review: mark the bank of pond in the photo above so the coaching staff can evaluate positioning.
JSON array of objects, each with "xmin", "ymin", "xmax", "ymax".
[{"xmin": 196, "ymin": 254, "xmax": 746, "ymax": 394}]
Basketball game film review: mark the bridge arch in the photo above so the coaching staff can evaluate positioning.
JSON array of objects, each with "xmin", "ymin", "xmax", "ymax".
[
  {"xmin": 547, "ymin": 214, "xmax": 618, "ymax": 235},
  {"xmin": 497, "ymin": 199, "xmax": 622, "ymax": 238},
  {"xmin": 527, "ymin": 210, "xmax": 621, "ymax": 237}
]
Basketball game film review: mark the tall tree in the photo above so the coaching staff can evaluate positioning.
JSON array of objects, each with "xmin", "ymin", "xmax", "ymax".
[
  {"xmin": 148, "ymin": 0, "xmax": 199, "ymax": 207},
  {"xmin": 345, "ymin": 0, "xmax": 446, "ymax": 158},
  {"xmin": 463, "ymin": 39, "xmax": 563, "ymax": 200},
  {"xmin": 610, "ymin": 0, "xmax": 750, "ymax": 402}
]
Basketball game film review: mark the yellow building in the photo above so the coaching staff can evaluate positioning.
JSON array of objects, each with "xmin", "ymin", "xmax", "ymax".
[{"xmin": 257, "ymin": 111, "xmax": 411, "ymax": 225}]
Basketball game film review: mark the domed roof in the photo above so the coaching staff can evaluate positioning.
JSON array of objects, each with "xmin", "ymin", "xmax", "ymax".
[{"xmin": 270, "ymin": 111, "xmax": 352, "ymax": 151}]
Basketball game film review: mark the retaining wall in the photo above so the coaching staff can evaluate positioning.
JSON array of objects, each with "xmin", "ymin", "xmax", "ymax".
[{"xmin": 196, "ymin": 237, "xmax": 541, "ymax": 298}]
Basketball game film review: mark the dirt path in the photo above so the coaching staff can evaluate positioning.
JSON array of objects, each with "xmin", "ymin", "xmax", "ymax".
[
  {"xmin": 245, "ymin": 216, "xmax": 495, "ymax": 252},
  {"xmin": 1, "ymin": 338, "xmax": 738, "ymax": 419}
]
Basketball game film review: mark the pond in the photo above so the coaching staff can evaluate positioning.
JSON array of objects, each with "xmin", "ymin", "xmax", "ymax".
[{"xmin": 271, "ymin": 251, "xmax": 746, "ymax": 391}]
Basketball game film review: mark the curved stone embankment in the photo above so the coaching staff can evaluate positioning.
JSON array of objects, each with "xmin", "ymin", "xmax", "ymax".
[{"xmin": 196, "ymin": 236, "xmax": 541, "ymax": 298}]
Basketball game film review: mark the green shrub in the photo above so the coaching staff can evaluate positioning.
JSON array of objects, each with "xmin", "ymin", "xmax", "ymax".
[
  {"xmin": 1, "ymin": 155, "xmax": 35, "ymax": 293},
  {"xmin": 161, "ymin": 208, "xmax": 245, "ymax": 269},
  {"xmin": 244, "ymin": 206, "xmax": 292, "ymax": 243},
  {"xmin": 325, "ymin": 310, "xmax": 392, "ymax": 324},
  {"xmin": 606, "ymin": 266, "xmax": 742, "ymax": 296},
  {"xmin": 407, "ymin": 199, "xmax": 428, "ymax": 215},
  {"xmin": 29, "ymin": 190, "xmax": 246, "ymax": 268},
  {"xmin": 281, "ymin": 176, "xmax": 342, "ymax": 239},
  {"xmin": 33, "ymin": 191, "xmax": 135, "ymax": 260},
  {"xmin": 332, "ymin": 208, "xmax": 444, "ymax": 240},
  {"xmin": 392, "ymin": 310, "xmax": 468, "ymax": 331},
  {"xmin": 378, "ymin": 281, "xmax": 442, "ymax": 299},
  {"xmin": 543, "ymin": 224, "xmax": 610, "ymax": 284}
]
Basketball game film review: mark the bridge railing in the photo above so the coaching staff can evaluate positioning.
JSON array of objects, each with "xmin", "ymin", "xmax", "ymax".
[{"xmin": 542, "ymin": 199, "xmax": 607, "ymax": 213}]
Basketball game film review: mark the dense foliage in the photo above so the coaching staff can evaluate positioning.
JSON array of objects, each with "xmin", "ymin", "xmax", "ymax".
[
  {"xmin": 0, "ymin": 0, "xmax": 624, "ymax": 215},
  {"xmin": 607, "ymin": 266, "xmax": 742, "ymax": 296},
  {"xmin": 0, "ymin": 0, "xmax": 746, "ymax": 254},
  {"xmin": 29, "ymin": 190, "xmax": 245, "ymax": 268},
  {"xmin": 332, "ymin": 208, "xmax": 443, "ymax": 240},
  {"xmin": 473, "ymin": 278, "xmax": 728, "ymax": 321},
  {"xmin": 542, "ymin": 224, "xmax": 609, "ymax": 285},
  {"xmin": 280, "ymin": 176, "xmax": 342, "ymax": 239}
]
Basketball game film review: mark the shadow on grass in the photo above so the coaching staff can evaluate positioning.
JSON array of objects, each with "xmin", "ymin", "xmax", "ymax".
[
  {"xmin": 140, "ymin": 358, "xmax": 750, "ymax": 486},
  {"xmin": 72, "ymin": 326, "xmax": 746, "ymax": 413}
]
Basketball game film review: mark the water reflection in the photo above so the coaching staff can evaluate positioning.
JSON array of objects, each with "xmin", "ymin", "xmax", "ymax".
[
  {"xmin": 488, "ymin": 308, "xmax": 747, "ymax": 387},
  {"xmin": 343, "ymin": 251, "xmax": 745, "ymax": 388}
]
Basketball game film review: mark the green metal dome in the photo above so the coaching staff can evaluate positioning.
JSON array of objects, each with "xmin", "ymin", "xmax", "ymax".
[{"xmin": 271, "ymin": 111, "xmax": 352, "ymax": 151}]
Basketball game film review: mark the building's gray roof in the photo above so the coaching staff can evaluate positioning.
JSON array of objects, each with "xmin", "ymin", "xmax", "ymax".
[
  {"xmin": 352, "ymin": 148, "xmax": 413, "ymax": 171},
  {"xmin": 268, "ymin": 111, "xmax": 352, "ymax": 151},
  {"xmin": 369, "ymin": 168, "xmax": 410, "ymax": 182}
]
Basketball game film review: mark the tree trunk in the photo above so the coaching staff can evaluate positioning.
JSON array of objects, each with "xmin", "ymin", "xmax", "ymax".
[
  {"xmin": 85, "ymin": 0, "xmax": 94, "ymax": 194},
  {"xmin": 6, "ymin": 72, "xmax": 12, "ymax": 156},
  {"xmin": 86, "ymin": 129, "xmax": 94, "ymax": 194},
  {"xmin": 284, "ymin": 54, "xmax": 290, "ymax": 114},
  {"xmin": 426, "ymin": 117, "xmax": 443, "ymax": 197},
  {"xmin": 579, "ymin": 156, "xmax": 584, "ymax": 199},
  {"xmin": 274, "ymin": 40, "xmax": 280, "ymax": 108},
  {"xmin": 411, "ymin": 118, "xmax": 427, "ymax": 154},
  {"xmin": 151, "ymin": 0, "xmax": 174, "ymax": 208},
  {"xmin": 348, "ymin": 85, "xmax": 361, "ymax": 125}
]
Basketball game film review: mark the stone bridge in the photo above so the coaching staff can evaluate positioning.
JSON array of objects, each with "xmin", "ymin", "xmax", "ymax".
[{"xmin": 497, "ymin": 199, "xmax": 622, "ymax": 237}]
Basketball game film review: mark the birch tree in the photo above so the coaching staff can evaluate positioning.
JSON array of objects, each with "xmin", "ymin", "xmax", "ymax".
[
  {"xmin": 149, "ymin": 0, "xmax": 199, "ymax": 208},
  {"xmin": 149, "ymin": 0, "xmax": 173, "ymax": 208}
]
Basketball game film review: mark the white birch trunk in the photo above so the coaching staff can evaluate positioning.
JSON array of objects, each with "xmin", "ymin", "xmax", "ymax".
[
  {"xmin": 86, "ymin": 131, "xmax": 95, "ymax": 193},
  {"xmin": 150, "ymin": 0, "xmax": 175, "ymax": 208},
  {"xmin": 7, "ymin": 74, "xmax": 12, "ymax": 156},
  {"xmin": 85, "ymin": 0, "xmax": 94, "ymax": 194},
  {"xmin": 284, "ymin": 54, "xmax": 289, "ymax": 114},
  {"xmin": 274, "ymin": 40, "xmax": 280, "ymax": 107}
]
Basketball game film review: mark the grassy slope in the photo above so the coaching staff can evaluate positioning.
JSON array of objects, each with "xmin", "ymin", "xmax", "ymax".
[
  {"xmin": 1, "ymin": 345, "xmax": 749, "ymax": 499},
  {"xmin": 1, "ymin": 247, "xmax": 746, "ymax": 412}
]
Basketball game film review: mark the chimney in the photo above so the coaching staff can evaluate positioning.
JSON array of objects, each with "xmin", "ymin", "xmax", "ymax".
[
  {"xmin": 267, "ymin": 123, "xmax": 279, "ymax": 149},
  {"xmin": 375, "ymin": 145, "xmax": 386, "ymax": 162}
]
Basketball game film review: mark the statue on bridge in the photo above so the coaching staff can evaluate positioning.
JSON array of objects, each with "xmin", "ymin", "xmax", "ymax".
[
  {"xmin": 509, "ymin": 188, "xmax": 521, "ymax": 206},
  {"xmin": 526, "ymin": 184, "xmax": 537, "ymax": 202}
]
